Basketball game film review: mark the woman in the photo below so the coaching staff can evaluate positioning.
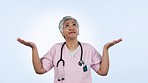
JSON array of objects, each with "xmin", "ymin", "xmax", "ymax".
[{"xmin": 17, "ymin": 16, "xmax": 122, "ymax": 83}]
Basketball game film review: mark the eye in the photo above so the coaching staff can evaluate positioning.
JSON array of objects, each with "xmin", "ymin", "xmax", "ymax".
[
  {"xmin": 73, "ymin": 23, "xmax": 76, "ymax": 26},
  {"xmin": 64, "ymin": 25, "xmax": 69, "ymax": 28}
]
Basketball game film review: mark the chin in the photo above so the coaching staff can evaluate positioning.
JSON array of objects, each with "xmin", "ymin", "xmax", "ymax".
[{"xmin": 68, "ymin": 36, "xmax": 77, "ymax": 39}]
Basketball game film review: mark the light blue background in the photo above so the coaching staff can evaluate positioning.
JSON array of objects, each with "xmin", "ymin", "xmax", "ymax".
[{"xmin": 0, "ymin": 0, "xmax": 148, "ymax": 83}]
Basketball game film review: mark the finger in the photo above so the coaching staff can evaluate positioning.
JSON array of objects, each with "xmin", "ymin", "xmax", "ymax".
[
  {"xmin": 17, "ymin": 38, "xmax": 20, "ymax": 41},
  {"xmin": 18, "ymin": 38, "xmax": 24, "ymax": 43},
  {"xmin": 117, "ymin": 38, "xmax": 122, "ymax": 42},
  {"xmin": 17, "ymin": 38, "xmax": 27, "ymax": 44},
  {"xmin": 113, "ymin": 38, "xmax": 123, "ymax": 44},
  {"xmin": 17, "ymin": 38, "xmax": 23, "ymax": 43},
  {"xmin": 116, "ymin": 38, "xmax": 122, "ymax": 43}
]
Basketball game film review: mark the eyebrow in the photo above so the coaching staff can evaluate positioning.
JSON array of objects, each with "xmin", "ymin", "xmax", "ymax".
[{"xmin": 65, "ymin": 21, "xmax": 76, "ymax": 25}]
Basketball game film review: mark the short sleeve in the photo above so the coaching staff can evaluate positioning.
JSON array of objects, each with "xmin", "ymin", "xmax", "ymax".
[
  {"xmin": 91, "ymin": 47, "xmax": 102, "ymax": 73},
  {"xmin": 40, "ymin": 45, "xmax": 55, "ymax": 72}
]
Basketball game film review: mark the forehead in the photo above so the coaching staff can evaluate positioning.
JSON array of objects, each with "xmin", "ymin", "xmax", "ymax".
[{"xmin": 63, "ymin": 19, "xmax": 76, "ymax": 25}]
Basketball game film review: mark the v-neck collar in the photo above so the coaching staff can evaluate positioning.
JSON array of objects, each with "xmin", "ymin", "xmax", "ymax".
[{"xmin": 64, "ymin": 44, "xmax": 80, "ymax": 57}]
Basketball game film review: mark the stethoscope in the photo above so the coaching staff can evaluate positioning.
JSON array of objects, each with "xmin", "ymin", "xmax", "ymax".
[{"xmin": 56, "ymin": 41, "xmax": 87, "ymax": 81}]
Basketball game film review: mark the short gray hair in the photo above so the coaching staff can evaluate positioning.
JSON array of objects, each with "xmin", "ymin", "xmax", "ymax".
[{"xmin": 58, "ymin": 16, "xmax": 79, "ymax": 33}]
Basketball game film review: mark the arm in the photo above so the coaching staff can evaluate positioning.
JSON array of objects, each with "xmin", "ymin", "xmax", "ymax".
[
  {"xmin": 97, "ymin": 38, "xmax": 122, "ymax": 76},
  {"xmin": 17, "ymin": 38, "xmax": 47, "ymax": 74}
]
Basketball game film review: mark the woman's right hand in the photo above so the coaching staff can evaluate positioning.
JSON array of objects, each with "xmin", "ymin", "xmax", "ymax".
[{"xmin": 17, "ymin": 38, "xmax": 36, "ymax": 49}]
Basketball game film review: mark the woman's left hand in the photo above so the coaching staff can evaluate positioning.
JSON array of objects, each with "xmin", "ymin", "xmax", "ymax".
[{"xmin": 104, "ymin": 38, "xmax": 122, "ymax": 49}]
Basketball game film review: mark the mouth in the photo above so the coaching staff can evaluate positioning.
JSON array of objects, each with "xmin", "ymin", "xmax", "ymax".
[{"xmin": 69, "ymin": 31, "xmax": 75, "ymax": 34}]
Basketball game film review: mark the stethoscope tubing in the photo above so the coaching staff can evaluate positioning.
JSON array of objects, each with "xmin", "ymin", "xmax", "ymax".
[
  {"xmin": 56, "ymin": 41, "xmax": 84, "ymax": 67},
  {"xmin": 56, "ymin": 42, "xmax": 66, "ymax": 67}
]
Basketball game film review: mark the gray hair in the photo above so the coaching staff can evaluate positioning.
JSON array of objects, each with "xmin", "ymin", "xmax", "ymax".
[{"xmin": 58, "ymin": 16, "xmax": 79, "ymax": 33}]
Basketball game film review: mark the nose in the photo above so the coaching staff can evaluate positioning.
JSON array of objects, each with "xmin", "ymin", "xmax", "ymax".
[{"xmin": 69, "ymin": 25, "xmax": 75, "ymax": 30}]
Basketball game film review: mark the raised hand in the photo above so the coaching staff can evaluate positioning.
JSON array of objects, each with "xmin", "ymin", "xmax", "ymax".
[
  {"xmin": 17, "ymin": 38, "xmax": 36, "ymax": 48},
  {"xmin": 104, "ymin": 38, "xmax": 122, "ymax": 49}
]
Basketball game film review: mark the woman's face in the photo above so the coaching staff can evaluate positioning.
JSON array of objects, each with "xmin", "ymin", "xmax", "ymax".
[{"xmin": 62, "ymin": 19, "xmax": 79, "ymax": 40}]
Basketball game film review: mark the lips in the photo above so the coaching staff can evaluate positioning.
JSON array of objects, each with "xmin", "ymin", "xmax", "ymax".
[{"xmin": 69, "ymin": 31, "xmax": 75, "ymax": 34}]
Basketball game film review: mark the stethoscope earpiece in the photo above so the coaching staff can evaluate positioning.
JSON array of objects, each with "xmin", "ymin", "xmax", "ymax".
[{"xmin": 58, "ymin": 78, "xmax": 65, "ymax": 81}]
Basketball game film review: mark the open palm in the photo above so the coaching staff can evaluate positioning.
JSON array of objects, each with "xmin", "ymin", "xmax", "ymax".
[
  {"xmin": 17, "ymin": 38, "xmax": 35, "ymax": 48},
  {"xmin": 104, "ymin": 38, "xmax": 122, "ymax": 49}
]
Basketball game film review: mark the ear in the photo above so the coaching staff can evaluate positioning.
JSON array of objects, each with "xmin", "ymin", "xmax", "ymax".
[
  {"xmin": 60, "ymin": 32, "xmax": 66, "ymax": 39},
  {"xmin": 61, "ymin": 31, "xmax": 65, "ymax": 36}
]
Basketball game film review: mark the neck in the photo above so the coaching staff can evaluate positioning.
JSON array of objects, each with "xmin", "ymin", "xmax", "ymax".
[{"xmin": 66, "ymin": 39, "xmax": 79, "ymax": 51}]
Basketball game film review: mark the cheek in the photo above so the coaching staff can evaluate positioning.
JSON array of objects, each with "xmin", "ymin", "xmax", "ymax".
[{"xmin": 62, "ymin": 30, "xmax": 67, "ymax": 36}]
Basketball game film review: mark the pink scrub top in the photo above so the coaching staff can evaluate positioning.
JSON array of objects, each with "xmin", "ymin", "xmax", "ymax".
[{"xmin": 41, "ymin": 42, "xmax": 102, "ymax": 83}]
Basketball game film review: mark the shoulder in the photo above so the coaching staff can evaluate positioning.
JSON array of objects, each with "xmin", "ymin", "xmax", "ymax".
[
  {"xmin": 80, "ymin": 42, "xmax": 97, "ymax": 52},
  {"xmin": 52, "ymin": 42, "xmax": 64, "ymax": 47},
  {"xmin": 50, "ymin": 42, "xmax": 65, "ymax": 50},
  {"xmin": 80, "ymin": 42, "xmax": 95, "ymax": 49}
]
